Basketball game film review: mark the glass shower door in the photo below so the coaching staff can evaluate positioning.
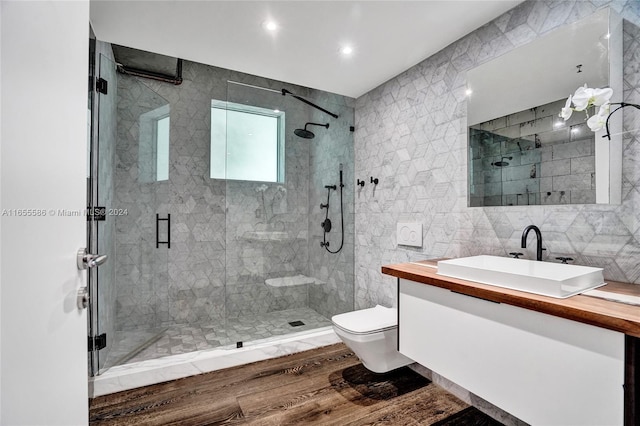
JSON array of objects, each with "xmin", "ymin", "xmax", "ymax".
[
  {"xmin": 223, "ymin": 82, "xmax": 309, "ymax": 345},
  {"xmin": 104, "ymin": 75, "xmax": 171, "ymax": 370},
  {"xmin": 89, "ymin": 51, "xmax": 172, "ymax": 374},
  {"xmin": 222, "ymin": 81, "xmax": 352, "ymax": 346},
  {"xmin": 88, "ymin": 53, "xmax": 118, "ymax": 375}
]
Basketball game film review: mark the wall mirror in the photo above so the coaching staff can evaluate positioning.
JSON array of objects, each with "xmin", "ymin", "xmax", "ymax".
[{"xmin": 467, "ymin": 7, "xmax": 622, "ymax": 207}]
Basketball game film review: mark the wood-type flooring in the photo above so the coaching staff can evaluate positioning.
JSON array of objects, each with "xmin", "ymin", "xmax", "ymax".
[{"xmin": 90, "ymin": 343, "xmax": 503, "ymax": 425}]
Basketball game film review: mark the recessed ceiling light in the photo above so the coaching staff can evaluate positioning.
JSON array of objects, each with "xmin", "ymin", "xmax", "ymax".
[
  {"xmin": 340, "ymin": 46, "xmax": 353, "ymax": 56},
  {"xmin": 263, "ymin": 20, "xmax": 278, "ymax": 32},
  {"xmin": 465, "ymin": 88, "xmax": 473, "ymax": 96}
]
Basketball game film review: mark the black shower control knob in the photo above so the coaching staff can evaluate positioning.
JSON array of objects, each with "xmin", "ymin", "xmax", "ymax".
[
  {"xmin": 370, "ymin": 177, "xmax": 379, "ymax": 185},
  {"xmin": 357, "ymin": 179, "xmax": 365, "ymax": 187}
]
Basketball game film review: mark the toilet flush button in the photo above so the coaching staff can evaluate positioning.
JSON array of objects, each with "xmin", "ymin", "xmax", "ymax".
[{"xmin": 397, "ymin": 223, "xmax": 422, "ymax": 247}]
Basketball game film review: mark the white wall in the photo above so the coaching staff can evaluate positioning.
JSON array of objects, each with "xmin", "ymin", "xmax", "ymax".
[{"xmin": 1, "ymin": 1, "xmax": 89, "ymax": 425}]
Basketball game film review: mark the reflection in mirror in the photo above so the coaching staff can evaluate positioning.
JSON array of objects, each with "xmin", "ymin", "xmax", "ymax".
[
  {"xmin": 467, "ymin": 7, "xmax": 622, "ymax": 206},
  {"xmin": 469, "ymin": 99, "xmax": 595, "ymax": 206}
]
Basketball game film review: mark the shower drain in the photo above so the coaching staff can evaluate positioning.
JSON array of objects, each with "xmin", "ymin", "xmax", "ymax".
[{"xmin": 288, "ymin": 320, "xmax": 305, "ymax": 327}]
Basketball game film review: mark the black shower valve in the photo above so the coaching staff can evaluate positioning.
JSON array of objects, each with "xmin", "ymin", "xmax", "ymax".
[
  {"xmin": 370, "ymin": 177, "xmax": 379, "ymax": 185},
  {"xmin": 357, "ymin": 179, "xmax": 365, "ymax": 187}
]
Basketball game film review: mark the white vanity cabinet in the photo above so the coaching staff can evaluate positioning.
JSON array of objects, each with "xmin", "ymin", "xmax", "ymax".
[{"xmin": 398, "ymin": 278, "xmax": 625, "ymax": 425}]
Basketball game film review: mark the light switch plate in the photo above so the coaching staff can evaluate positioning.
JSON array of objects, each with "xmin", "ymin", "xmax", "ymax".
[{"xmin": 397, "ymin": 222, "xmax": 422, "ymax": 247}]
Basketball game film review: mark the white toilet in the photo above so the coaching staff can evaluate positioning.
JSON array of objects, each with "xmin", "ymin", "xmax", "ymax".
[{"xmin": 332, "ymin": 305, "xmax": 413, "ymax": 373}]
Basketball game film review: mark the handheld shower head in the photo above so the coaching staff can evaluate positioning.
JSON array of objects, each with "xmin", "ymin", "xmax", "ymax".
[{"xmin": 294, "ymin": 122, "xmax": 329, "ymax": 139}]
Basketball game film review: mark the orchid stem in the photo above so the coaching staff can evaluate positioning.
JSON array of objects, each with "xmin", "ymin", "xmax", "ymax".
[{"xmin": 603, "ymin": 103, "xmax": 640, "ymax": 140}]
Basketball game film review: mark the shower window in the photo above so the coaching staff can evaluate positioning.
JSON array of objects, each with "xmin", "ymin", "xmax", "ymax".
[
  {"xmin": 156, "ymin": 115, "xmax": 170, "ymax": 181},
  {"xmin": 138, "ymin": 104, "xmax": 170, "ymax": 183},
  {"xmin": 210, "ymin": 100, "xmax": 285, "ymax": 182}
]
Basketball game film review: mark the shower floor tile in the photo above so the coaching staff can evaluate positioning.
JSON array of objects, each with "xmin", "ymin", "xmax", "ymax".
[{"xmin": 102, "ymin": 307, "xmax": 332, "ymax": 370}]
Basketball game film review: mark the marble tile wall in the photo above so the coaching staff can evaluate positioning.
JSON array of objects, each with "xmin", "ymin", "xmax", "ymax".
[
  {"xmin": 114, "ymin": 57, "xmax": 355, "ymax": 331},
  {"xmin": 354, "ymin": 0, "xmax": 640, "ymax": 309},
  {"xmin": 307, "ymin": 97, "xmax": 356, "ymax": 318}
]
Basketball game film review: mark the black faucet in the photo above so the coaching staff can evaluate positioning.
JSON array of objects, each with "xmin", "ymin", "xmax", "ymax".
[{"xmin": 521, "ymin": 225, "xmax": 543, "ymax": 261}]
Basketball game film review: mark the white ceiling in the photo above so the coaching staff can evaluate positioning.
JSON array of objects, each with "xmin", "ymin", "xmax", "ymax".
[{"xmin": 90, "ymin": 1, "xmax": 523, "ymax": 98}]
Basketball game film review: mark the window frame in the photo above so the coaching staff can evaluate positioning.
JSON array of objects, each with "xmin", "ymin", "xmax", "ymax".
[
  {"xmin": 138, "ymin": 103, "xmax": 170, "ymax": 183},
  {"xmin": 154, "ymin": 113, "xmax": 170, "ymax": 182},
  {"xmin": 210, "ymin": 99, "xmax": 285, "ymax": 183}
]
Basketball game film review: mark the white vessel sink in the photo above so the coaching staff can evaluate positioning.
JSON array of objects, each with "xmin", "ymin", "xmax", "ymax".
[{"xmin": 436, "ymin": 255, "xmax": 605, "ymax": 298}]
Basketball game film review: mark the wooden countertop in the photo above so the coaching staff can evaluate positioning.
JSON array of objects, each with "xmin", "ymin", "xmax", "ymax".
[{"xmin": 382, "ymin": 259, "xmax": 640, "ymax": 338}]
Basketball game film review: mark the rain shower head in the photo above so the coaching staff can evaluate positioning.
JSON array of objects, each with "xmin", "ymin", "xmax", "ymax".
[
  {"xmin": 294, "ymin": 122, "xmax": 329, "ymax": 139},
  {"xmin": 491, "ymin": 156, "xmax": 513, "ymax": 167},
  {"xmin": 294, "ymin": 128, "xmax": 314, "ymax": 139}
]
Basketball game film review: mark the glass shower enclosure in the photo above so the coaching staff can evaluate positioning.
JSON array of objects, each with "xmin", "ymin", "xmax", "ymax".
[{"xmin": 88, "ymin": 45, "xmax": 354, "ymax": 376}]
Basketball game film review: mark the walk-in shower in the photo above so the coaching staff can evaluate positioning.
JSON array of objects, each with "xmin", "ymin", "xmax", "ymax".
[{"xmin": 87, "ymin": 42, "xmax": 355, "ymax": 377}]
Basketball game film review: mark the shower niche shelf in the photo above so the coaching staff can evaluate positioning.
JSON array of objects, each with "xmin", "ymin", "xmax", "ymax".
[
  {"xmin": 265, "ymin": 274, "xmax": 324, "ymax": 287},
  {"xmin": 242, "ymin": 231, "xmax": 295, "ymax": 242}
]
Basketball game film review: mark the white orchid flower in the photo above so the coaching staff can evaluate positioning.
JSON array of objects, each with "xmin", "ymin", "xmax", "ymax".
[
  {"xmin": 591, "ymin": 87, "xmax": 613, "ymax": 106},
  {"xmin": 255, "ymin": 184, "xmax": 268, "ymax": 193},
  {"xmin": 571, "ymin": 84, "xmax": 592, "ymax": 111},
  {"xmin": 586, "ymin": 114, "xmax": 606, "ymax": 132},
  {"xmin": 559, "ymin": 94, "xmax": 573, "ymax": 120},
  {"xmin": 586, "ymin": 103, "xmax": 611, "ymax": 132},
  {"xmin": 572, "ymin": 84, "xmax": 614, "ymax": 111}
]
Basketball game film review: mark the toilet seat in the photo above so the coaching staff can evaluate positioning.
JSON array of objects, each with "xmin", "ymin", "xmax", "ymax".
[{"xmin": 332, "ymin": 305, "xmax": 397, "ymax": 335}]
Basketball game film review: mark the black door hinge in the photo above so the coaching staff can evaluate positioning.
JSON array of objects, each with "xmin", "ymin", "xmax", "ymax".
[
  {"xmin": 88, "ymin": 333, "xmax": 107, "ymax": 351},
  {"xmin": 96, "ymin": 78, "xmax": 108, "ymax": 94}
]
